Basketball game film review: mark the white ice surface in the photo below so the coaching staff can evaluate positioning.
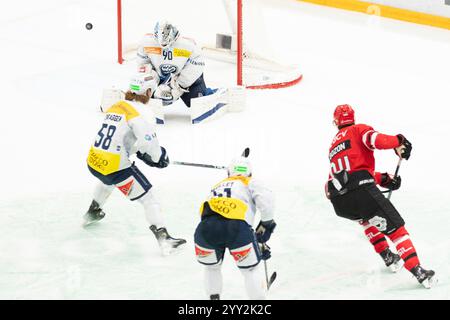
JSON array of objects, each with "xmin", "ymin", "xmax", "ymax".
[{"xmin": 0, "ymin": 0, "xmax": 449, "ymax": 299}]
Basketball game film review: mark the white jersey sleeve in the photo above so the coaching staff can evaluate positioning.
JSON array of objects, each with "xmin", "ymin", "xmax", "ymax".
[
  {"xmin": 128, "ymin": 104, "xmax": 162, "ymax": 162},
  {"xmin": 249, "ymin": 179, "xmax": 275, "ymax": 222},
  {"xmin": 176, "ymin": 41, "xmax": 205, "ymax": 88}
]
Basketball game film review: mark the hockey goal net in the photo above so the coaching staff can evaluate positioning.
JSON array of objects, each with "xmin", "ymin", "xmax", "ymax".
[{"xmin": 117, "ymin": 0, "xmax": 302, "ymax": 89}]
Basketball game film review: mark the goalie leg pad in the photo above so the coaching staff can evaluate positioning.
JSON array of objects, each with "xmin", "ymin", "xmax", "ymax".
[{"xmin": 190, "ymin": 86, "xmax": 246, "ymax": 124}]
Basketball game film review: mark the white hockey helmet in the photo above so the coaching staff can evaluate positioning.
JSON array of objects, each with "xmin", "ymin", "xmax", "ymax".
[
  {"xmin": 227, "ymin": 157, "xmax": 252, "ymax": 177},
  {"xmin": 129, "ymin": 69, "xmax": 158, "ymax": 96},
  {"xmin": 154, "ymin": 20, "xmax": 179, "ymax": 48}
]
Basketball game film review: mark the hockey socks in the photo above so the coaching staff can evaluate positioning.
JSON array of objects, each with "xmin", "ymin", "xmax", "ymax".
[
  {"xmin": 387, "ymin": 226, "xmax": 420, "ymax": 271},
  {"xmin": 361, "ymin": 222, "xmax": 389, "ymax": 253}
]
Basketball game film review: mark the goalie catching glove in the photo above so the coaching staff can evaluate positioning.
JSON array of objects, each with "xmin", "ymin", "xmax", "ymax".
[
  {"xmin": 256, "ymin": 219, "xmax": 276, "ymax": 243},
  {"xmin": 154, "ymin": 77, "xmax": 188, "ymax": 102},
  {"xmin": 136, "ymin": 147, "xmax": 169, "ymax": 168}
]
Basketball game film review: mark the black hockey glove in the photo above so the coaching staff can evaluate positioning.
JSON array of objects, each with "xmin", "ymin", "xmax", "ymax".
[
  {"xmin": 260, "ymin": 243, "xmax": 272, "ymax": 261},
  {"xmin": 380, "ymin": 173, "xmax": 401, "ymax": 191},
  {"xmin": 395, "ymin": 134, "xmax": 412, "ymax": 160},
  {"xmin": 256, "ymin": 220, "xmax": 276, "ymax": 243},
  {"xmin": 136, "ymin": 147, "xmax": 169, "ymax": 169}
]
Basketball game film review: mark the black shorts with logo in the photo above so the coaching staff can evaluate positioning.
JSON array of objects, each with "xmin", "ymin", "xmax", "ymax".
[{"xmin": 329, "ymin": 171, "xmax": 405, "ymax": 235}]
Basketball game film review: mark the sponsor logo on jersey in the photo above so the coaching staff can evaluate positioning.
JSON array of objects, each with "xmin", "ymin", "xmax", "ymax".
[
  {"xmin": 231, "ymin": 247, "xmax": 252, "ymax": 262},
  {"xmin": 173, "ymin": 48, "xmax": 191, "ymax": 58},
  {"xmin": 87, "ymin": 147, "xmax": 121, "ymax": 175},
  {"xmin": 187, "ymin": 58, "xmax": 205, "ymax": 66},
  {"xmin": 144, "ymin": 46, "xmax": 162, "ymax": 55},
  {"xmin": 332, "ymin": 130, "xmax": 348, "ymax": 144},
  {"xmin": 329, "ymin": 140, "xmax": 351, "ymax": 160},
  {"xmin": 160, "ymin": 64, "xmax": 178, "ymax": 75},
  {"xmin": 207, "ymin": 197, "xmax": 248, "ymax": 221},
  {"xmin": 117, "ymin": 179, "xmax": 134, "ymax": 196}
]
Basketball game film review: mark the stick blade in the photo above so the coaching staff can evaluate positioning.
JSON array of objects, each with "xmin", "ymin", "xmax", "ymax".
[
  {"xmin": 242, "ymin": 147, "xmax": 250, "ymax": 158},
  {"xmin": 268, "ymin": 272, "xmax": 277, "ymax": 289}
]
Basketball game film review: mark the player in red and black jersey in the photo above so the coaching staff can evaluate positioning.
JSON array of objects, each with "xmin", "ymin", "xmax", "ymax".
[{"xmin": 326, "ymin": 104, "xmax": 436, "ymax": 288}]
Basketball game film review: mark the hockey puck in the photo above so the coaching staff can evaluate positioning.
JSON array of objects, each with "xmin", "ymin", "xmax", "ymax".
[{"xmin": 85, "ymin": 23, "xmax": 93, "ymax": 30}]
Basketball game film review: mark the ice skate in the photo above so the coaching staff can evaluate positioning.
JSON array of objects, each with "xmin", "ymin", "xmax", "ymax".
[
  {"xmin": 150, "ymin": 225, "xmax": 187, "ymax": 255},
  {"xmin": 210, "ymin": 294, "xmax": 220, "ymax": 300},
  {"xmin": 380, "ymin": 248, "xmax": 403, "ymax": 273},
  {"xmin": 83, "ymin": 200, "xmax": 105, "ymax": 227},
  {"xmin": 410, "ymin": 265, "xmax": 437, "ymax": 289}
]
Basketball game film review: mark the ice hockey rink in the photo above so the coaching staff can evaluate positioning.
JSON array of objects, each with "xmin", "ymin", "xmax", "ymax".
[{"xmin": 0, "ymin": 0, "xmax": 449, "ymax": 299}]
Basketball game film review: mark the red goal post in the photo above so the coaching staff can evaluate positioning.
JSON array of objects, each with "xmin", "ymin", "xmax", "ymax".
[{"xmin": 116, "ymin": 0, "xmax": 302, "ymax": 89}]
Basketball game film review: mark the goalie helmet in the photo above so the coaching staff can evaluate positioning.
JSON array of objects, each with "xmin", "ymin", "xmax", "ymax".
[
  {"xmin": 154, "ymin": 20, "xmax": 179, "ymax": 48},
  {"xmin": 129, "ymin": 70, "xmax": 158, "ymax": 95},
  {"xmin": 227, "ymin": 157, "xmax": 252, "ymax": 177},
  {"xmin": 333, "ymin": 104, "xmax": 355, "ymax": 127}
]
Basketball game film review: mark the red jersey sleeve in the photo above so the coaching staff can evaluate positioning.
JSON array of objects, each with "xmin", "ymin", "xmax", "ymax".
[{"xmin": 359, "ymin": 126, "xmax": 400, "ymax": 150}]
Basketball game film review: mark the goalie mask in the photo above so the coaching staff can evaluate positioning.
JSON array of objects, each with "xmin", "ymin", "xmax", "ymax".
[
  {"xmin": 227, "ymin": 157, "xmax": 252, "ymax": 177},
  {"xmin": 154, "ymin": 20, "xmax": 179, "ymax": 48}
]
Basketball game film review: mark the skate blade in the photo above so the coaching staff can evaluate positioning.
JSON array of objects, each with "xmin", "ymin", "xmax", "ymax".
[
  {"xmin": 82, "ymin": 220, "xmax": 97, "ymax": 228},
  {"xmin": 389, "ymin": 260, "xmax": 404, "ymax": 273},
  {"xmin": 82, "ymin": 217, "xmax": 102, "ymax": 228},
  {"xmin": 421, "ymin": 276, "xmax": 438, "ymax": 289},
  {"xmin": 159, "ymin": 241, "xmax": 187, "ymax": 256}
]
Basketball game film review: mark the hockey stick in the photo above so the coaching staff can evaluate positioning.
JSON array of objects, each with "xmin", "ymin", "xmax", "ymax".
[
  {"xmin": 261, "ymin": 243, "xmax": 277, "ymax": 290},
  {"xmin": 171, "ymin": 148, "xmax": 250, "ymax": 170},
  {"xmin": 171, "ymin": 161, "xmax": 226, "ymax": 170},
  {"xmin": 387, "ymin": 157, "xmax": 403, "ymax": 200}
]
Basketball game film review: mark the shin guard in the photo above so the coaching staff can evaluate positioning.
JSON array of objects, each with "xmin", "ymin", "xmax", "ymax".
[
  {"xmin": 388, "ymin": 226, "xmax": 420, "ymax": 271},
  {"xmin": 361, "ymin": 221, "xmax": 389, "ymax": 253}
]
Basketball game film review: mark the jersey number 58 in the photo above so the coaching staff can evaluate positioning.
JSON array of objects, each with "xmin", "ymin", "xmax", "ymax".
[{"xmin": 94, "ymin": 124, "xmax": 117, "ymax": 151}]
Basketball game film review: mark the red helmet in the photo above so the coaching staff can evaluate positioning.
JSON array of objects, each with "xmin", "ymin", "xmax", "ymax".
[{"xmin": 333, "ymin": 104, "xmax": 355, "ymax": 127}]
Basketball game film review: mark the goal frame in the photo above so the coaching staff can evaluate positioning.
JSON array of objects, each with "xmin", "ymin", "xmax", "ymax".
[{"xmin": 116, "ymin": 0, "xmax": 302, "ymax": 89}]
